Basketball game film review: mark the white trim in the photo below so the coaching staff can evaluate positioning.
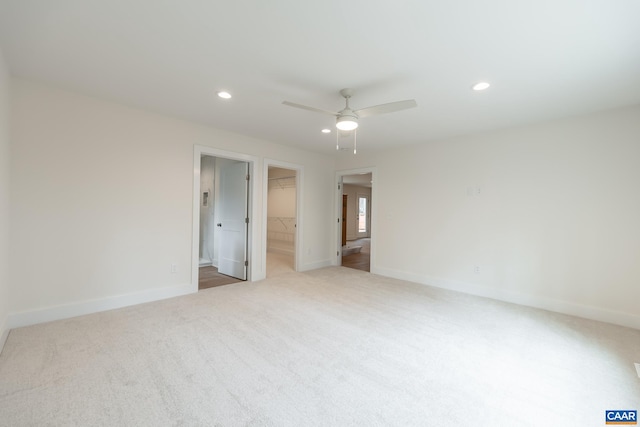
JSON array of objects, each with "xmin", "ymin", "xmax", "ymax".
[
  {"xmin": 263, "ymin": 159, "xmax": 304, "ymax": 275},
  {"xmin": 8, "ymin": 283, "xmax": 193, "ymax": 329},
  {"xmin": 335, "ymin": 167, "xmax": 377, "ymax": 268},
  {"xmin": 298, "ymin": 258, "xmax": 333, "ymax": 272},
  {"xmin": 192, "ymin": 145, "xmax": 262, "ymax": 287},
  {"xmin": 374, "ymin": 266, "xmax": 640, "ymax": 331},
  {"xmin": 0, "ymin": 316, "xmax": 9, "ymax": 355}
]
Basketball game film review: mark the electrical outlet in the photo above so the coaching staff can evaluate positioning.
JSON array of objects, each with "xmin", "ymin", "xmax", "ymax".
[
  {"xmin": 473, "ymin": 265, "xmax": 480, "ymax": 274},
  {"xmin": 170, "ymin": 264, "xmax": 177, "ymax": 274}
]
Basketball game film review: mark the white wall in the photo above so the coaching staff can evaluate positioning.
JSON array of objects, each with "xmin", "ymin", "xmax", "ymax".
[
  {"xmin": 0, "ymin": 47, "xmax": 11, "ymax": 350},
  {"xmin": 337, "ymin": 105, "xmax": 640, "ymax": 329},
  {"xmin": 9, "ymin": 78, "xmax": 335, "ymax": 325}
]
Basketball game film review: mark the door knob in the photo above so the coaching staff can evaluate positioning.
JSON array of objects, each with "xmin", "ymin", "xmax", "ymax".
[{"xmin": 217, "ymin": 223, "xmax": 222, "ymax": 227}]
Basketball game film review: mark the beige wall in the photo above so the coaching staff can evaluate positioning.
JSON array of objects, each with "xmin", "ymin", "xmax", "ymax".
[
  {"xmin": 267, "ymin": 167, "xmax": 296, "ymax": 254},
  {"xmin": 9, "ymin": 78, "xmax": 335, "ymax": 320},
  {"xmin": 0, "ymin": 47, "xmax": 10, "ymax": 347},
  {"xmin": 337, "ymin": 105, "xmax": 640, "ymax": 328},
  {"xmin": 267, "ymin": 167, "xmax": 296, "ymax": 218}
]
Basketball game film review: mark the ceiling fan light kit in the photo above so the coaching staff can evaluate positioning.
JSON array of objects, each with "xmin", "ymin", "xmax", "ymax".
[
  {"xmin": 282, "ymin": 88, "xmax": 417, "ymax": 154},
  {"xmin": 336, "ymin": 115, "xmax": 358, "ymax": 131}
]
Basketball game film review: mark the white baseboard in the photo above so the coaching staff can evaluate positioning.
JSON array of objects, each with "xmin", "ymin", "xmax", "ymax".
[
  {"xmin": 300, "ymin": 259, "xmax": 333, "ymax": 272},
  {"xmin": 8, "ymin": 283, "xmax": 195, "ymax": 329},
  {"xmin": 0, "ymin": 316, "xmax": 9, "ymax": 355},
  {"xmin": 373, "ymin": 266, "xmax": 640, "ymax": 331}
]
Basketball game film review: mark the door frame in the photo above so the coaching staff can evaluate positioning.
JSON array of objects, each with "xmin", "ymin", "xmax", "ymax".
[
  {"xmin": 263, "ymin": 159, "xmax": 304, "ymax": 273},
  {"xmin": 334, "ymin": 167, "xmax": 377, "ymax": 270},
  {"xmin": 342, "ymin": 194, "xmax": 348, "ymax": 246},
  {"xmin": 192, "ymin": 145, "xmax": 259, "ymax": 292}
]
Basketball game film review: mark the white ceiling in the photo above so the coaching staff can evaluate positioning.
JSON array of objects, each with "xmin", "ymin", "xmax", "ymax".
[{"xmin": 1, "ymin": 0, "xmax": 639, "ymax": 155}]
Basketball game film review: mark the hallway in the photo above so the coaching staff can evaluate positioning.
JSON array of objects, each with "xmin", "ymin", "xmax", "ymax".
[{"xmin": 342, "ymin": 238, "xmax": 370, "ymax": 272}]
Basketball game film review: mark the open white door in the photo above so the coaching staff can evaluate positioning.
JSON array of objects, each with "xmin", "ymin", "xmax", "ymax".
[{"xmin": 218, "ymin": 161, "xmax": 248, "ymax": 280}]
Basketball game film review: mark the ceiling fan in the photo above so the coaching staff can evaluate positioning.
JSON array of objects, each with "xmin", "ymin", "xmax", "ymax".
[{"xmin": 282, "ymin": 88, "xmax": 417, "ymax": 132}]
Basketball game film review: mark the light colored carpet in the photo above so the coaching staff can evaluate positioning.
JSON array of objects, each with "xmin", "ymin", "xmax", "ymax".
[
  {"xmin": 1, "ymin": 266, "xmax": 639, "ymax": 426},
  {"xmin": 266, "ymin": 251, "xmax": 294, "ymax": 279}
]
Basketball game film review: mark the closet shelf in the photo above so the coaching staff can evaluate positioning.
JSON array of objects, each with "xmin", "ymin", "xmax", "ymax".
[
  {"xmin": 268, "ymin": 176, "xmax": 296, "ymax": 189},
  {"xmin": 267, "ymin": 217, "xmax": 296, "ymax": 242}
]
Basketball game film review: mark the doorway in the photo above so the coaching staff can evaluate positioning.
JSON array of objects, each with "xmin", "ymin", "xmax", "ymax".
[
  {"xmin": 266, "ymin": 165, "xmax": 298, "ymax": 277},
  {"xmin": 193, "ymin": 146, "xmax": 258, "ymax": 292},
  {"xmin": 197, "ymin": 155, "xmax": 248, "ymax": 289},
  {"xmin": 338, "ymin": 171, "xmax": 373, "ymax": 272}
]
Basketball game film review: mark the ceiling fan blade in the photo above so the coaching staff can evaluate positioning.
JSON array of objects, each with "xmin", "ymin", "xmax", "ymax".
[
  {"xmin": 355, "ymin": 99, "xmax": 417, "ymax": 118},
  {"xmin": 282, "ymin": 101, "xmax": 338, "ymax": 117}
]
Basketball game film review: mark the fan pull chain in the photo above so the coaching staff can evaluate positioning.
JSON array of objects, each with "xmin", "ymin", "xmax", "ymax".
[
  {"xmin": 335, "ymin": 129, "xmax": 357, "ymax": 154},
  {"xmin": 353, "ymin": 129, "xmax": 357, "ymax": 154}
]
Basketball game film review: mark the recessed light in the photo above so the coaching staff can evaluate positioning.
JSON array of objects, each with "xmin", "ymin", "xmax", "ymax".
[
  {"xmin": 472, "ymin": 82, "xmax": 491, "ymax": 91},
  {"xmin": 321, "ymin": 128, "xmax": 331, "ymax": 134},
  {"xmin": 217, "ymin": 91, "xmax": 232, "ymax": 99}
]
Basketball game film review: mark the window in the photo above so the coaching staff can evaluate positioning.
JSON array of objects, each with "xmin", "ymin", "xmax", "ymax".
[{"xmin": 358, "ymin": 196, "xmax": 367, "ymax": 233}]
